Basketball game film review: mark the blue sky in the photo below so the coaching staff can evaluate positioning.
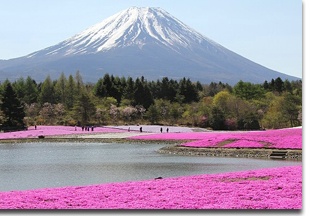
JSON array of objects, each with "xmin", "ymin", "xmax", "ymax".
[{"xmin": 0, "ymin": 0, "xmax": 303, "ymax": 78}]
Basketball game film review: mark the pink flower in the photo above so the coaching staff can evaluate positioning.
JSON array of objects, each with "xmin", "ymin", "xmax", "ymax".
[
  {"xmin": 0, "ymin": 126, "xmax": 124, "ymax": 139},
  {"xmin": 130, "ymin": 128, "xmax": 302, "ymax": 149},
  {"xmin": 0, "ymin": 166, "xmax": 301, "ymax": 209}
]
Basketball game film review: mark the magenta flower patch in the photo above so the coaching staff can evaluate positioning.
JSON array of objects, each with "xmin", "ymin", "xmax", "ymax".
[
  {"xmin": 0, "ymin": 125, "xmax": 124, "ymax": 139},
  {"xmin": 130, "ymin": 128, "xmax": 302, "ymax": 149},
  {"xmin": 0, "ymin": 166, "xmax": 301, "ymax": 209}
]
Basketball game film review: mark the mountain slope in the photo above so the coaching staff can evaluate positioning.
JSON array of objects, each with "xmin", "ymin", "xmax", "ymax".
[{"xmin": 0, "ymin": 7, "xmax": 299, "ymax": 84}]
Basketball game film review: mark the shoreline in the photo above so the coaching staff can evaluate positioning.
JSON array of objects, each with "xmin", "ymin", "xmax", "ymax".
[
  {"xmin": 0, "ymin": 137, "xmax": 183, "ymax": 145},
  {"xmin": 158, "ymin": 144, "xmax": 302, "ymax": 161}
]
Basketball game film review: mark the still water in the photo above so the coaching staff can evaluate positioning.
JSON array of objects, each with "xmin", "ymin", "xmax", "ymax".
[{"xmin": 0, "ymin": 142, "xmax": 301, "ymax": 191}]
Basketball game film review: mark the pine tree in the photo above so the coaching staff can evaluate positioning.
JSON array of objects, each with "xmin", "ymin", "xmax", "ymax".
[
  {"xmin": 65, "ymin": 75, "xmax": 77, "ymax": 109},
  {"xmin": 12, "ymin": 77, "xmax": 26, "ymax": 101},
  {"xmin": 178, "ymin": 78, "xmax": 199, "ymax": 103},
  {"xmin": 0, "ymin": 82, "xmax": 26, "ymax": 131},
  {"xmin": 274, "ymin": 77, "xmax": 284, "ymax": 93},
  {"xmin": 54, "ymin": 72, "xmax": 67, "ymax": 104},
  {"xmin": 133, "ymin": 78, "xmax": 154, "ymax": 109},
  {"xmin": 39, "ymin": 75, "xmax": 55, "ymax": 104},
  {"xmin": 73, "ymin": 92, "xmax": 96, "ymax": 125},
  {"xmin": 124, "ymin": 77, "xmax": 135, "ymax": 101},
  {"xmin": 24, "ymin": 76, "xmax": 39, "ymax": 104}
]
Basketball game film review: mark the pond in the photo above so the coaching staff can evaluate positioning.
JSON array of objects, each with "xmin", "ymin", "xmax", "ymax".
[{"xmin": 0, "ymin": 142, "xmax": 301, "ymax": 192}]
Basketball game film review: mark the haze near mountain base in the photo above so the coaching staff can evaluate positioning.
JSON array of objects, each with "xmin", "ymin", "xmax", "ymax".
[{"xmin": 0, "ymin": 7, "xmax": 299, "ymax": 84}]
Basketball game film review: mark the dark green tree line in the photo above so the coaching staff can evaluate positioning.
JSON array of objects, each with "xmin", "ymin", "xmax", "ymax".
[
  {"xmin": 0, "ymin": 82, "xmax": 26, "ymax": 131},
  {"xmin": 0, "ymin": 72, "xmax": 302, "ymax": 131}
]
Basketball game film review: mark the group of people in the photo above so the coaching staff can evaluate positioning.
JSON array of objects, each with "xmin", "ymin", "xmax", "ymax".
[
  {"xmin": 138, "ymin": 127, "xmax": 169, "ymax": 133},
  {"xmin": 127, "ymin": 126, "xmax": 170, "ymax": 133},
  {"xmin": 79, "ymin": 125, "xmax": 94, "ymax": 131},
  {"xmin": 160, "ymin": 127, "xmax": 169, "ymax": 133}
]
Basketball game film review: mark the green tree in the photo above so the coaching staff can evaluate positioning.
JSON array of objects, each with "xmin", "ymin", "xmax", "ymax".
[
  {"xmin": 0, "ymin": 80, "xmax": 11, "ymax": 97},
  {"xmin": 75, "ymin": 70, "xmax": 85, "ymax": 95},
  {"xmin": 12, "ymin": 76, "xmax": 38, "ymax": 105},
  {"xmin": 24, "ymin": 76, "xmax": 39, "ymax": 105},
  {"xmin": 274, "ymin": 77, "xmax": 284, "ymax": 93},
  {"xmin": 263, "ymin": 80, "xmax": 269, "ymax": 90},
  {"xmin": 211, "ymin": 91, "xmax": 261, "ymax": 130},
  {"xmin": 262, "ymin": 96, "xmax": 287, "ymax": 129},
  {"xmin": 233, "ymin": 81, "xmax": 265, "ymax": 100},
  {"xmin": 156, "ymin": 77, "xmax": 178, "ymax": 102},
  {"xmin": 178, "ymin": 78, "xmax": 199, "ymax": 103},
  {"xmin": 153, "ymin": 99, "xmax": 170, "ymax": 123},
  {"xmin": 0, "ymin": 82, "xmax": 26, "ymax": 131},
  {"xmin": 237, "ymin": 112, "xmax": 260, "ymax": 130},
  {"xmin": 262, "ymin": 92, "xmax": 301, "ymax": 128},
  {"xmin": 204, "ymin": 82, "xmax": 231, "ymax": 97},
  {"xmin": 12, "ymin": 77, "xmax": 26, "ymax": 101},
  {"xmin": 94, "ymin": 74, "xmax": 111, "ymax": 98},
  {"xmin": 54, "ymin": 72, "xmax": 68, "ymax": 104},
  {"xmin": 196, "ymin": 81, "xmax": 203, "ymax": 92},
  {"xmin": 39, "ymin": 75, "xmax": 55, "ymax": 104},
  {"xmin": 283, "ymin": 79, "xmax": 293, "ymax": 93},
  {"xmin": 170, "ymin": 102, "xmax": 184, "ymax": 125},
  {"xmin": 146, "ymin": 104, "xmax": 160, "ymax": 124},
  {"xmin": 123, "ymin": 77, "xmax": 135, "ymax": 101},
  {"xmin": 291, "ymin": 80, "xmax": 302, "ymax": 97},
  {"xmin": 93, "ymin": 74, "xmax": 124, "ymax": 105},
  {"xmin": 133, "ymin": 77, "xmax": 154, "ymax": 109},
  {"xmin": 281, "ymin": 92, "xmax": 301, "ymax": 127},
  {"xmin": 73, "ymin": 92, "xmax": 96, "ymax": 125},
  {"xmin": 109, "ymin": 75, "xmax": 123, "ymax": 104},
  {"xmin": 93, "ymin": 77, "xmax": 106, "ymax": 98},
  {"xmin": 212, "ymin": 91, "xmax": 232, "ymax": 115},
  {"xmin": 182, "ymin": 103, "xmax": 201, "ymax": 126},
  {"xmin": 209, "ymin": 106, "xmax": 225, "ymax": 130},
  {"xmin": 65, "ymin": 75, "xmax": 77, "ymax": 109},
  {"xmin": 269, "ymin": 79, "xmax": 275, "ymax": 91}
]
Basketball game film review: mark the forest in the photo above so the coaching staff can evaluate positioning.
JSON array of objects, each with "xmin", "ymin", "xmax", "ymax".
[{"xmin": 0, "ymin": 71, "xmax": 302, "ymax": 131}]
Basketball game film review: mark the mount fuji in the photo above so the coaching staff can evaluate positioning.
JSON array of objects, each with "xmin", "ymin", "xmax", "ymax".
[{"xmin": 0, "ymin": 7, "xmax": 299, "ymax": 84}]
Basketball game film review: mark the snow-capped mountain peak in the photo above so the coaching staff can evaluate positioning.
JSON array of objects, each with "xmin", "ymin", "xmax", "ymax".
[
  {"xmin": 1, "ymin": 7, "xmax": 298, "ymax": 84},
  {"xmin": 28, "ymin": 7, "xmax": 209, "ymax": 58}
]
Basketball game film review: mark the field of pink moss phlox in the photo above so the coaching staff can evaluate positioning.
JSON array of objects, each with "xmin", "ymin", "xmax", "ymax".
[
  {"xmin": 130, "ymin": 128, "xmax": 302, "ymax": 149},
  {"xmin": 0, "ymin": 165, "xmax": 301, "ymax": 209},
  {"xmin": 0, "ymin": 125, "xmax": 123, "ymax": 139}
]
